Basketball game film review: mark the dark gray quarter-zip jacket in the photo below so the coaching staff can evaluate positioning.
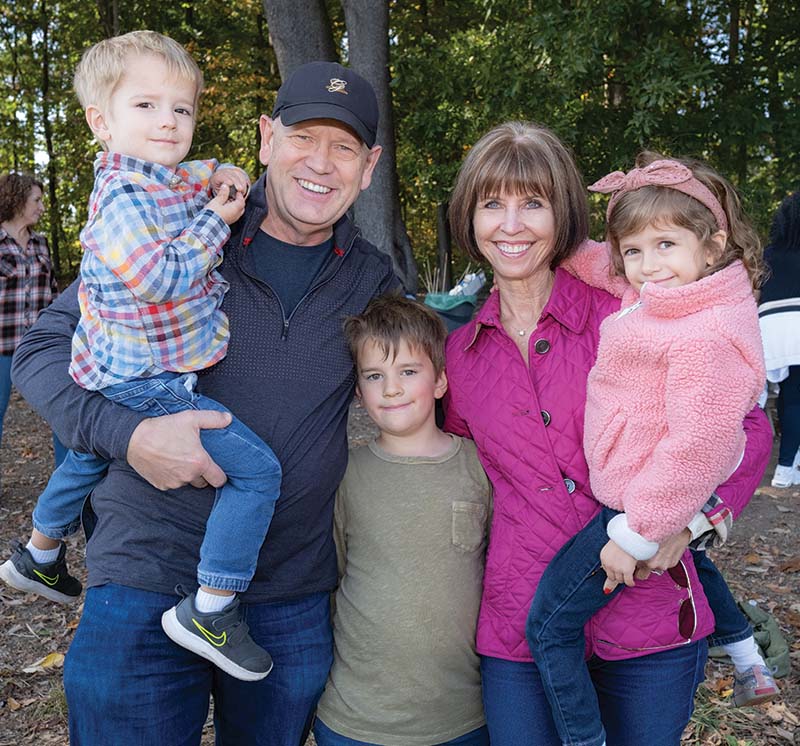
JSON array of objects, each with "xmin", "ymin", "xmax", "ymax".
[{"xmin": 12, "ymin": 170, "xmax": 398, "ymax": 601}]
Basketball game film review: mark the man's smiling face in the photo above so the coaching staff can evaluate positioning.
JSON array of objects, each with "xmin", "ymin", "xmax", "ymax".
[{"xmin": 258, "ymin": 116, "xmax": 381, "ymax": 246}]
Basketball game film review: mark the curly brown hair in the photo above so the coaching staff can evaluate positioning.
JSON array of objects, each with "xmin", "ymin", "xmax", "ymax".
[
  {"xmin": 605, "ymin": 152, "xmax": 765, "ymax": 290},
  {"xmin": 0, "ymin": 172, "xmax": 44, "ymax": 223}
]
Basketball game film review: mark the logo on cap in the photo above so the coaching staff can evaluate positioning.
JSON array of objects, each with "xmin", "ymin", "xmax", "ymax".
[{"xmin": 326, "ymin": 78, "xmax": 348, "ymax": 95}]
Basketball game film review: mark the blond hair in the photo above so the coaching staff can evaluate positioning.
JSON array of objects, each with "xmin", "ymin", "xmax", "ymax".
[
  {"xmin": 74, "ymin": 30, "xmax": 204, "ymax": 113},
  {"xmin": 449, "ymin": 121, "xmax": 589, "ymax": 268},
  {"xmin": 606, "ymin": 152, "xmax": 764, "ymax": 289},
  {"xmin": 344, "ymin": 294, "xmax": 448, "ymax": 376}
]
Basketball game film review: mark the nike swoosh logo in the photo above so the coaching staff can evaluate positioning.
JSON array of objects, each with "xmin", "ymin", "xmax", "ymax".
[
  {"xmin": 192, "ymin": 618, "xmax": 227, "ymax": 647},
  {"xmin": 33, "ymin": 569, "xmax": 60, "ymax": 586}
]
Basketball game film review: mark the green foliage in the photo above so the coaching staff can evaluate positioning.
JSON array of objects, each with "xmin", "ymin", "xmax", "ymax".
[
  {"xmin": 0, "ymin": 0, "xmax": 276, "ymax": 282},
  {"xmin": 1, "ymin": 0, "xmax": 798, "ymax": 281}
]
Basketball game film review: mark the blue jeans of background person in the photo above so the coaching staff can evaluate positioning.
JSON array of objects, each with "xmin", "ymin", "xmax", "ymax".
[
  {"xmin": 481, "ymin": 639, "xmax": 707, "ymax": 746},
  {"xmin": 0, "ymin": 353, "xmax": 67, "ymax": 469},
  {"xmin": 691, "ymin": 549, "xmax": 752, "ymax": 647},
  {"xmin": 64, "ymin": 584, "xmax": 332, "ymax": 745},
  {"xmin": 31, "ymin": 372, "xmax": 281, "ymax": 592},
  {"xmin": 777, "ymin": 365, "xmax": 800, "ymax": 466},
  {"xmin": 314, "ymin": 719, "xmax": 490, "ymax": 746}
]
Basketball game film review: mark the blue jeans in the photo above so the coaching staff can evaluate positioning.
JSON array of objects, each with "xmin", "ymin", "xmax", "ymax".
[
  {"xmin": 64, "ymin": 584, "xmax": 333, "ymax": 745},
  {"xmin": 527, "ymin": 508, "xmax": 743, "ymax": 745},
  {"xmin": 314, "ymin": 718, "xmax": 490, "ymax": 746},
  {"xmin": 692, "ymin": 549, "xmax": 752, "ymax": 647},
  {"xmin": 0, "ymin": 353, "xmax": 67, "ymax": 468},
  {"xmin": 481, "ymin": 640, "xmax": 707, "ymax": 746},
  {"xmin": 777, "ymin": 365, "xmax": 800, "ymax": 466},
  {"xmin": 32, "ymin": 373, "xmax": 281, "ymax": 592},
  {"xmin": 526, "ymin": 507, "xmax": 622, "ymax": 746}
]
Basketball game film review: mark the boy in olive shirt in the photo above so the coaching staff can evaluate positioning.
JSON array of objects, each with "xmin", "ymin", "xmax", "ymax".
[{"xmin": 313, "ymin": 295, "xmax": 491, "ymax": 746}]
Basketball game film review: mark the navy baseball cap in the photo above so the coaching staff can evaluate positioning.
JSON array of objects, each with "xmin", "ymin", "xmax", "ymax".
[{"xmin": 271, "ymin": 61, "xmax": 379, "ymax": 148}]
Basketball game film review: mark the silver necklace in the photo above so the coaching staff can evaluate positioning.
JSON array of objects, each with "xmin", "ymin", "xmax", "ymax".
[{"xmin": 510, "ymin": 321, "xmax": 537, "ymax": 337}]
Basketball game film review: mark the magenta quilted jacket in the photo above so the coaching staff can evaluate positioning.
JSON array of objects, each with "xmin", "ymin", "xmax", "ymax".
[{"xmin": 444, "ymin": 268, "xmax": 772, "ymax": 662}]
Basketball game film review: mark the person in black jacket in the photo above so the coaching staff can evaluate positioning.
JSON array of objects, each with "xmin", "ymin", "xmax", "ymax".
[
  {"xmin": 11, "ymin": 61, "xmax": 398, "ymax": 746},
  {"xmin": 759, "ymin": 191, "xmax": 800, "ymax": 487}
]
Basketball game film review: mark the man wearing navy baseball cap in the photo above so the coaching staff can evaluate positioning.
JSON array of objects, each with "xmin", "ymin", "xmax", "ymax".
[
  {"xmin": 12, "ymin": 60, "xmax": 398, "ymax": 746},
  {"xmin": 259, "ymin": 61, "xmax": 383, "ymax": 248}
]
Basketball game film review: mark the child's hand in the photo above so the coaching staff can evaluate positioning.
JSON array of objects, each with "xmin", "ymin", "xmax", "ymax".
[
  {"xmin": 207, "ymin": 183, "xmax": 245, "ymax": 225},
  {"xmin": 600, "ymin": 539, "xmax": 637, "ymax": 594},
  {"xmin": 211, "ymin": 167, "xmax": 250, "ymax": 201}
]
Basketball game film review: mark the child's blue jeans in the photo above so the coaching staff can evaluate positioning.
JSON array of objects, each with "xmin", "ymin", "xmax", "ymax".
[
  {"xmin": 526, "ymin": 506, "xmax": 748, "ymax": 746},
  {"xmin": 31, "ymin": 372, "xmax": 282, "ymax": 592}
]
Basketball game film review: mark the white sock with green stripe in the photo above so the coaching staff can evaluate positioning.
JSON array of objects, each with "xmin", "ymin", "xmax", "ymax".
[{"xmin": 26, "ymin": 540, "xmax": 60, "ymax": 565}]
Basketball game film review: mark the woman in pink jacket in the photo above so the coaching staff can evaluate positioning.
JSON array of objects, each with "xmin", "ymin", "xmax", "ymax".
[
  {"xmin": 443, "ymin": 123, "xmax": 773, "ymax": 746},
  {"xmin": 525, "ymin": 153, "xmax": 776, "ymax": 746}
]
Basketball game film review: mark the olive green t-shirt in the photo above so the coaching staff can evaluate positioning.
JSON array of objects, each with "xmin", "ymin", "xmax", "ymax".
[{"xmin": 316, "ymin": 435, "xmax": 491, "ymax": 745}]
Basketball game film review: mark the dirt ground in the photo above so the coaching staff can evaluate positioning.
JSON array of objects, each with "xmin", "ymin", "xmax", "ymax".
[{"xmin": 0, "ymin": 392, "xmax": 797, "ymax": 745}]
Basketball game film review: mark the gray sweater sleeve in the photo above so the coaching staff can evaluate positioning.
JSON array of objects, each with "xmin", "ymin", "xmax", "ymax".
[{"xmin": 11, "ymin": 279, "xmax": 146, "ymax": 460}]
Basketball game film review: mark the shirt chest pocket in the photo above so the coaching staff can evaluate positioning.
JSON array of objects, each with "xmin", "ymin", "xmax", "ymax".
[{"xmin": 451, "ymin": 501, "xmax": 488, "ymax": 553}]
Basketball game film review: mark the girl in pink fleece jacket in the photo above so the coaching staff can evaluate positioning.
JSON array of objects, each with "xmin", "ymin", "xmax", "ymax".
[{"xmin": 527, "ymin": 153, "xmax": 776, "ymax": 746}]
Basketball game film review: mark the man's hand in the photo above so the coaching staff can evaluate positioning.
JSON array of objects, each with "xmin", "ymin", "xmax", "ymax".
[
  {"xmin": 127, "ymin": 410, "xmax": 232, "ymax": 491},
  {"xmin": 600, "ymin": 539, "xmax": 637, "ymax": 593},
  {"xmin": 634, "ymin": 528, "xmax": 692, "ymax": 581}
]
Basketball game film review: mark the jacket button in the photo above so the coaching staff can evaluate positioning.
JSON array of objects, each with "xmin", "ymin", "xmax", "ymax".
[
  {"xmin": 534, "ymin": 339, "xmax": 550, "ymax": 354},
  {"xmin": 563, "ymin": 478, "xmax": 576, "ymax": 494},
  {"xmin": 541, "ymin": 410, "xmax": 551, "ymax": 426}
]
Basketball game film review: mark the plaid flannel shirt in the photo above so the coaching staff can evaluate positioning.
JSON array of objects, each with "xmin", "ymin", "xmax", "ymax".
[
  {"xmin": 70, "ymin": 153, "xmax": 231, "ymax": 390},
  {"xmin": 0, "ymin": 227, "xmax": 58, "ymax": 355}
]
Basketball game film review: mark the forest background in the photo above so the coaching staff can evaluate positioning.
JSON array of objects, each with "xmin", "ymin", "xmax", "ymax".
[{"xmin": 2, "ymin": 0, "xmax": 799, "ymax": 292}]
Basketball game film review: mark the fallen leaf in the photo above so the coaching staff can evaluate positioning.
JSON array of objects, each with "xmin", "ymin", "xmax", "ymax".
[
  {"xmin": 744, "ymin": 553, "xmax": 762, "ymax": 564},
  {"xmin": 21, "ymin": 651, "xmax": 64, "ymax": 673},
  {"xmin": 779, "ymin": 556, "xmax": 800, "ymax": 572},
  {"xmin": 7, "ymin": 697, "xmax": 20, "ymax": 711}
]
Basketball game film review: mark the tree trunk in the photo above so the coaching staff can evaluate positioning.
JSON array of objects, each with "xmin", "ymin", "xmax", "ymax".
[
  {"xmin": 39, "ymin": 1, "xmax": 62, "ymax": 276},
  {"xmin": 341, "ymin": 0, "xmax": 416, "ymax": 291},
  {"xmin": 262, "ymin": 0, "xmax": 336, "ymax": 76}
]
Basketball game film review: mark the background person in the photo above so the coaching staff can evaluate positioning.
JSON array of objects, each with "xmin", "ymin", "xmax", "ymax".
[
  {"xmin": 442, "ymin": 121, "xmax": 773, "ymax": 746},
  {"xmin": 759, "ymin": 191, "xmax": 800, "ymax": 488},
  {"xmin": 0, "ymin": 172, "xmax": 64, "ymax": 471}
]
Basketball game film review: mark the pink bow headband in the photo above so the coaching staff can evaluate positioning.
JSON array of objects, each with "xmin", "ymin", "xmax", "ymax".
[{"xmin": 588, "ymin": 159, "xmax": 728, "ymax": 232}]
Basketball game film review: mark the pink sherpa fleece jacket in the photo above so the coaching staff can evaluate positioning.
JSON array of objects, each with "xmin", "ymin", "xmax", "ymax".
[{"xmin": 566, "ymin": 242, "xmax": 765, "ymax": 543}]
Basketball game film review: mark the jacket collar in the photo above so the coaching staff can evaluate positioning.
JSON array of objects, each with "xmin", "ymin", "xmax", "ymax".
[
  {"xmin": 93, "ymin": 152, "xmax": 187, "ymax": 187},
  {"xmin": 464, "ymin": 267, "xmax": 592, "ymax": 349},
  {"xmin": 638, "ymin": 260, "xmax": 750, "ymax": 318}
]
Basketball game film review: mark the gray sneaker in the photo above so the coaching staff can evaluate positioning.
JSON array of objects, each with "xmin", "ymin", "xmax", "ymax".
[
  {"xmin": 161, "ymin": 591, "xmax": 273, "ymax": 682},
  {"xmin": 0, "ymin": 540, "xmax": 82, "ymax": 604}
]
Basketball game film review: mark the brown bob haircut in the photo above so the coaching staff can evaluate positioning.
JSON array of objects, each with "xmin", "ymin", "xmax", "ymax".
[
  {"xmin": 448, "ymin": 121, "xmax": 589, "ymax": 269},
  {"xmin": 344, "ymin": 293, "xmax": 448, "ymax": 376}
]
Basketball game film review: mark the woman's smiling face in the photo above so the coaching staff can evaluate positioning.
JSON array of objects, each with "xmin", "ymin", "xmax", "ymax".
[{"xmin": 472, "ymin": 189, "xmax": 556, "ymax": 283}]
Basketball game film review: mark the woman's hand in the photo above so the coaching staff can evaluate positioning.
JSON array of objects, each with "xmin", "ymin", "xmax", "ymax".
[
  {"xmin": 634, "ymin": 528, "xmax": 692, "ymax": 580},
  {"xmin": 600, "ymin": 539, "xmax": 638, "ymax": 593}
]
